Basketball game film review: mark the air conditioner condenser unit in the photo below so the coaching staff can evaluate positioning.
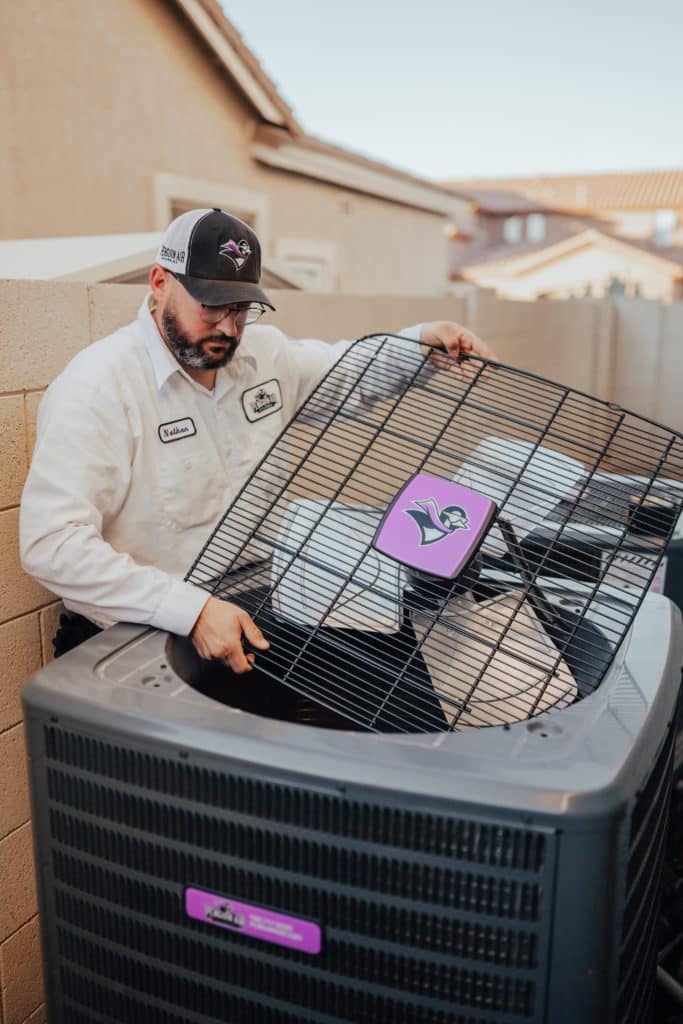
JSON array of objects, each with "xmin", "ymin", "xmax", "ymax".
[{"xmin": 24, "ymin": 337, "xmax": 683, "ymax": 1024}]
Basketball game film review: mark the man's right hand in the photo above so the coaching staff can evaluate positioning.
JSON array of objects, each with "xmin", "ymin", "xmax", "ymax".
[{"xmin": 191, "ymin": 596, "xmax": 270, "ymax": 673}]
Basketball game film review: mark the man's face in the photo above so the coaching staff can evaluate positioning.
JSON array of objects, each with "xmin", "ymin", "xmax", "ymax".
[{"xmin": 159, "ymin": 277, "xmax": 244, "ymax": 370}]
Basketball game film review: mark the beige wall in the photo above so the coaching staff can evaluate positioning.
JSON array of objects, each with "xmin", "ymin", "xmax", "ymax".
[
  {"xmin": 0, "ymin": 0, "xmax": 449, "ymax": 296},
  {"xmin": 2, "ymin": 279, "xmax": 682, "ymax": 1020}
]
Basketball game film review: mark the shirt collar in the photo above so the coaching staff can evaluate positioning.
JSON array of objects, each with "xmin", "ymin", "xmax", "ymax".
[{"xmin": 137, "ymin": 295, "xmax": 258, "ymax": 394}]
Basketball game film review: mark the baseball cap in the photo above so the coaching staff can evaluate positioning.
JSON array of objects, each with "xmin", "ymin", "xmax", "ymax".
[{"xmin": 156, "ymin": 208, "xmax": 275, "ymax": 309}]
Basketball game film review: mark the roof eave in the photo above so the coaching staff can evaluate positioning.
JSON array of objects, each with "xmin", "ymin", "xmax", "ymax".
[
  {"xmin": 172, "ymin": 0, "xmax": 301, "ymax": 131},
  {"xmin": 252, "ymin": 128, "xmax": 459, "ymax": 215}
]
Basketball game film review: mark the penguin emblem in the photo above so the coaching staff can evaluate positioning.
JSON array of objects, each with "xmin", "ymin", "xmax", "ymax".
[
  {"xmin": 405, "ymin": 498, "xmax": 470, "ymax": 546},
  {"xmin": 219, "ymin": 239, "xmax": 251, "ymax": 271}
]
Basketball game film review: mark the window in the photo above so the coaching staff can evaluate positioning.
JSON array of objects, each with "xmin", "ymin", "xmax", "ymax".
[
  {"xmin": 652, "ymin": 209, "xmax": 677, "ymax": 247},
  {"xmin": 274, "ymin": 239, "xmax": 337, "ymax": 293},
  {"xmin": 152, "ymin": 173, "xmax": 269, "ymax": 246},
  {"xmin": 503, "ymin": 216, "xmax": 523, "ymax": 244},
  {"xmin": 526, "ymin": 213, "xmax": 546, "ymax": 243},
  {"xmin": 170, "ymin": 199, "xmax": 254, "ymax": 227}
]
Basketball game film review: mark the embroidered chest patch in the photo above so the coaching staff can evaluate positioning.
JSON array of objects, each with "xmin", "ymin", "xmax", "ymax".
[
  {"xmin": 158, "ymin": 417, "xmax": 197, "ymax": 443},
  {"xmin": 242, "ymin": 379, "xmax": 283, "ymax": 423}
]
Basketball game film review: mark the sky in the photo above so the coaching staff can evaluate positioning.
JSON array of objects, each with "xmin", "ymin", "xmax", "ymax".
[{"xmin": 221, "ymin": 0, "xmax": 683, "ymax": 184}]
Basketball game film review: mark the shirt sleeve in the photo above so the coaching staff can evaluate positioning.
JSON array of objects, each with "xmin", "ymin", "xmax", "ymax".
[
  {"xmin": 20, "ymin": 380, "xmax": 209, "ymax": 634},
  {"xmin": 281, "ymin": 323, "xmax": 427, "ymax": 415}
]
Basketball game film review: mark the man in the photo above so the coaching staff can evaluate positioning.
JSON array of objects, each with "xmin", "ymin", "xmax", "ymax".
[{"xmin": 20, "ymin": 208, "xmax": 495, "ymax": 673}]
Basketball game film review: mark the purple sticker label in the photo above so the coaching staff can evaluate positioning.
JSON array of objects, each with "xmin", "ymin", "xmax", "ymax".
[
  {"xmin": 185, "ymin": 887, "xmax": 322, "ymax": 955},
  {"xmin": 373, "ymin": 473, "xmax": 496, "ymax": 578}
]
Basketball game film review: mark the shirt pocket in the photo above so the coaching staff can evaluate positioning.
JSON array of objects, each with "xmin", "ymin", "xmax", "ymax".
[{"xmin": 157, "ymin": 435, "xmax": 225, "ymax": 531}]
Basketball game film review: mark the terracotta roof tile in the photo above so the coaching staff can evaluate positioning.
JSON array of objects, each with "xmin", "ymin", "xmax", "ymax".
[{"xmin": 443, "ymin": 169, "xmax": 683, "ymax": 211}]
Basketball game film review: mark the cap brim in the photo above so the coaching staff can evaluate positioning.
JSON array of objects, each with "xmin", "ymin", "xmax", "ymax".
[{"xmin": 174, "ymin": 273, "xmax": 275, "ymax": 310}]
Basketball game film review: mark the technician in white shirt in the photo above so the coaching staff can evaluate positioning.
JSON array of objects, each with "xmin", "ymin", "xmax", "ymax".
[{"xmin": 20, "ymin": 208, "xmax": 495, "ymax": 673}]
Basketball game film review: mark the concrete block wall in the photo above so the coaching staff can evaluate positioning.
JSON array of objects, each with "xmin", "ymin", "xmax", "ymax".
[
  {"xmin": 0, "ymin": 279, "xmax": 681, "ymax": 1021},
  {"xmin": 0, "ymin": 280, "xmax": 142, "ymax": 1024}
]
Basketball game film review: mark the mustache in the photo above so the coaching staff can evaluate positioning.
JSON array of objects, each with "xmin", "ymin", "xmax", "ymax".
[{"xmin": 202, "ymin": 334, "xmax": 238, "ymax": 345}]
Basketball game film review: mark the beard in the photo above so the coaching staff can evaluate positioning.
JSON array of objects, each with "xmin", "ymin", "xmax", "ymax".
[{"xmin": 162, "ymin": 309, "xmax": 240, "ymax": 370}]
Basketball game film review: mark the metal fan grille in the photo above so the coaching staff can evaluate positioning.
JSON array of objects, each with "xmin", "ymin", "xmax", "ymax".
[{"xmin": 187, "ymin": 334, "xmax": 683, "ymax": 733}]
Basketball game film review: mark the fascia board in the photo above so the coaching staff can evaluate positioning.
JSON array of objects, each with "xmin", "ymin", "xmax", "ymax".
[
  {"xmin": 252, "ymin": 141, "xmax": 457, "ymax": 216},
  {"xmin": 174, "ymin": 0, "xmax": 288, "ymax": 126}
]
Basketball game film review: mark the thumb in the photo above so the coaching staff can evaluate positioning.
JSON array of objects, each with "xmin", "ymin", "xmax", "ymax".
[{"xmin": 240, "ymin": 612, "xmax": 270, "ymax": 650}]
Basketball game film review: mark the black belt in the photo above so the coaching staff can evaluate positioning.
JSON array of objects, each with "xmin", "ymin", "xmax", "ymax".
[{"xmin": 52, "ymin": 611, "xmax": 102, "ymax": 658}]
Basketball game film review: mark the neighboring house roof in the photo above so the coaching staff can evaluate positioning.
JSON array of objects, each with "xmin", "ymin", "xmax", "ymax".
[
  {"xmin": 459, "ymin": 228, "xmax": 683, "ymax": 280},
  {"xmin": 172, "ymin": 0, "xmax": 458, "ymax": 215},
  {"xmin": 0, "ymin": 234, "xmax": 302, "ymax": 289},
  {"xmin": 449, "ymin": 218, "xmax": 596, "ymax": 275},
  {"xmin": 443, "ymin": 169, "xmax": 683, "ymax": 212},
  {"xmin": 455, "ymin": 189, "xmax": 552, "ymax": 215}
]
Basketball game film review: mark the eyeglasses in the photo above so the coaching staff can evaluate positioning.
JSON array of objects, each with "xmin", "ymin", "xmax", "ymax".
[
  {"xmin": 167, "ymin": 271, "xmax": 267, "ymax": 326},
  {"xmin": 198, "ymin": 302, "xmax": 268, "ymax": 326}
]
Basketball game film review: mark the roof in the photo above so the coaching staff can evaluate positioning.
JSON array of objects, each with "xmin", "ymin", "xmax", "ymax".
[
  {"xmin": 252, "ymin": 126, "xmax": 459, "ymax": 216},
  {"xmin": 172, "ymin": 0, "xmax": 300, "ymax": 130},
  {"xmin": 171, "ymin": 1, "xmax": 457, "ymax": 215},
  {"xmin": 443, "ymin": 169, "xmax": 683, "ymax": 212},
  {"xmin": 458, "ymin": 228, "xmax": 683, "ymax": 280},
  {"xmin": 456, "ymin": 189, "xmax": 552, "ymax": 215}
]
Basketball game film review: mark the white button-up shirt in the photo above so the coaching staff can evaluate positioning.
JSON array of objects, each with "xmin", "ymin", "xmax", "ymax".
[{"xmin": 20, "ymin": 298, "xmax": 423, "ymax": 635}]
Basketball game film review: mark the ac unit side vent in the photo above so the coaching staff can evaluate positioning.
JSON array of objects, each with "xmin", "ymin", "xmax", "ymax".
[
  {"xmin": 55, "ymin": 890, "xmax": 536, "ymax": 1014},
  {"xmin": 62, "ymin": 970, "xmax": 501, "ymax": 1024},
  {"xmin": 52, "ymin": 852, "xmax": 539, "ymax": 969},
  {"xmin": 62, "ymin": 968, "xmax": 336, "ymax": 1024},
  {"xmin": 49, "ymin": 810, "xmax": 545, "ymax": 922},
  {"xmin": 627, "ymin": 723, "xmax": 675, "ymax": 853},
  {"xmin": 59, "ymin": 928, "xmax": 523, "ymax": 1022},
  {"xmin": 616, "ymin": 722, "xmax": 675, "ymax": 1023},
  {"xmin": 46, "ymin": 770, "xmax": 544, "ymax": 889},
  {"xmin": 44, "ymin": 727, "xmax": 546, "ymax": 869}
]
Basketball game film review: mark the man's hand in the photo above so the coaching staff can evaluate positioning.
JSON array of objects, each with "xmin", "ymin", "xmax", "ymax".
[
  {"xmin": 191, "ymin": 596, "xmax": 270, "ymax": 674},
  {"xmin": 420, "ymin": 321, "xmax": 498, "ymax": 371}
]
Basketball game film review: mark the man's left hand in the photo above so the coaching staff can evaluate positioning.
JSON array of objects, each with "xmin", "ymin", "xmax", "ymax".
[{"xmin": 420, "ymin": 321, "xmax": 497, "ymax": 364}]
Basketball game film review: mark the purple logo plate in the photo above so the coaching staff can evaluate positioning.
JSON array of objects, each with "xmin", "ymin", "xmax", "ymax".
[
  {"xmin": 373, "ymin": 473, "xmax": 496, "ymax": 578},
  {"xmin": 185, "ymin": 887, "xmax": 322, "ymax": 955}
]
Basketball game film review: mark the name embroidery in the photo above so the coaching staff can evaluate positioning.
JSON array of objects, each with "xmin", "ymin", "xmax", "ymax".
[
  {"xmin": 158, "ymin": 417, "xmax": 197, "ymax": 443},
  {"xmin": 242, "ymin": 379, "xmax": 283, "ymax": 423}
]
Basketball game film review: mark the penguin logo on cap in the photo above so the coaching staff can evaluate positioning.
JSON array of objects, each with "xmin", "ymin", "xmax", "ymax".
[{"xmin": 219, "ymin": 239, "xmax": 251, "ymax": 271}]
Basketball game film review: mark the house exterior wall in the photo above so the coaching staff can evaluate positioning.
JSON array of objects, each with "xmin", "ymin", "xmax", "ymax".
[
  {"xmin": 449, "ymin": 211, "xmax": 579, "ymax": 278},
  {"xmin": 472, "ymin": 246, "xmax": 677, "ymax": 302},
  {"xmin": 0, "ymin": 0, "xmax": 450, "ymax": 295},
  {"xmin": 0, "ymin": 0, "xmax": 259, "ymax": 237},
  {"xmin": 478, "ymin": 211, "xmax": 575, "ymax": 248},
  {"xmin": 602, "ymin": 208, "xmax": 683, "ymax": 245}
]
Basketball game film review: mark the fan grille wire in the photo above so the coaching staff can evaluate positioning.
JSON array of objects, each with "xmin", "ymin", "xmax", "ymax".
[{"xmin": 187, "ymin": 334, "xmax": 683, "ymax": 733}]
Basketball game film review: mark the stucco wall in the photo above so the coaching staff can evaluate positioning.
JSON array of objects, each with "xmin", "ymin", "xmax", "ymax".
[
  {"xmin": 1, "ymin": 280, "xmax": 682, "ymax": 1020},
  {"xmin": 0, "ymin": 0, "xmax": 450, "ymax": 295},
  {"xmin": 0, "ymin": 0, "xmax": 258, "ymax": 237}
]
